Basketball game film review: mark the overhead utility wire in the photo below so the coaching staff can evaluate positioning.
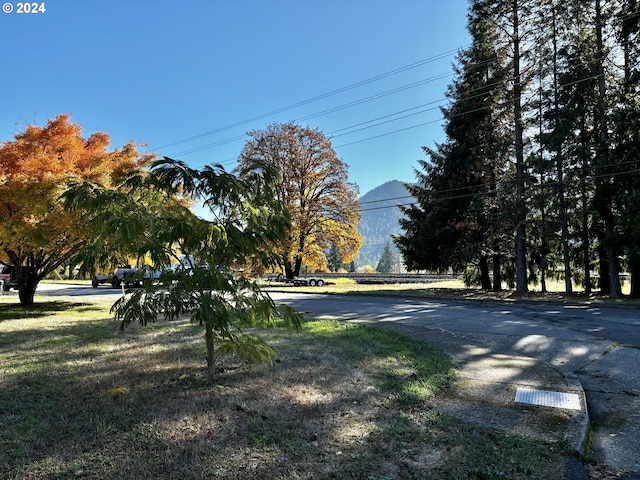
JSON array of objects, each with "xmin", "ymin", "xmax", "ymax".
[
  {"xmin": 169, "ymin": 48, "xmax": 605, "ymax": 161},
  {"xmin": 161, "ymin": 11, "xmax": 635, "ymax": 157},
  {"xmin": 168, "ymin": 69, "xmax": 507, "ymax": 159},
  {"xmin": 359, "ymin": 155, "xmax": 640, "ymax": 210},
  {"xmin": 295, "ymin": 73, "xmax": 452, "ymax": 124},
  {"xmin": 165, "ymin": 56, "xmax": 506, "ymax": 157},
  {"xmin": 169, "ymin": 51, "xmax": 633, "ymax": 209},
  {"xmin": 154, "ymin": 48, "xmax": 463, "ymax": 151},
  {"xmin": 166, "ymin": 71, "xmax": 457, "ymax": 157},
  {"xmin": 170, "ymin": 64, "xmax": 616, "ymax": 171},
  {"xmin": 335, "ymin": 59, "xmax": 622, "ymax": 153},
  {"xmin": 358, "ymin": 163, "xmax": 640, "ymax": 213}
]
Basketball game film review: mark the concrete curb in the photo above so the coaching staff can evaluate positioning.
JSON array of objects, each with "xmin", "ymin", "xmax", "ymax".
[
  {"xmin": 559, "ymin": 370, "xmax": 591, "ymax": 457},
  {"xmin": 347, "ymin": 319, "xmax": 593, "ymax": 459}
]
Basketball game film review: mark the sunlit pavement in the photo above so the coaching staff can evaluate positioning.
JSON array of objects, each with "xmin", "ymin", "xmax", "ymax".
[{"xmin": 269, "ymin": 292, "xmax": 640, "ymax": 477}]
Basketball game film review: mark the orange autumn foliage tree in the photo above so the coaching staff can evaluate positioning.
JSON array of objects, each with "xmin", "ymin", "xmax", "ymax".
[{"xmin": 0, "ymin": 114, "xmax": 152, "ymax": 305}]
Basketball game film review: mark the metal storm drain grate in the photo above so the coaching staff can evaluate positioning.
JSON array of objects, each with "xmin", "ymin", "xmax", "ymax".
[{"xmin": 515, "ymin": 387, "xmax": 582, "ymax": 410}]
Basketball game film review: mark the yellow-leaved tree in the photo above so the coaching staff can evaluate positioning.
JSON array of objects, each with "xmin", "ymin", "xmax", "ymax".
[
  {"xmin": 237, "ymin": 122, "xmax": 362, "ymax": 278},
  {"xmin": 0, "ymin": 114, "xmax": 152, "ymax": 305}
]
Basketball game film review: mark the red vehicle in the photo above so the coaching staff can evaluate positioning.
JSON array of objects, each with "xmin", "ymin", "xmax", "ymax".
[{"xmin": 0, "ymin": 264, "xmax": 18, "ymax": 291}]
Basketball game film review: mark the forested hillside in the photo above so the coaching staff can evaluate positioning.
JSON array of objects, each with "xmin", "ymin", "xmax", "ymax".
[{"xmin": 357, "ymin": 181, "xmax": 412, "ymax": 268}]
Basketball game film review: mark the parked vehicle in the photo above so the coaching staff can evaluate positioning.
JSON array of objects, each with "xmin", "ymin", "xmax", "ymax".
[
  {"xmin": 0, "ymin": 264, "xmax": 18, "ymax": 291},
  {"xmin": 263, "ymin": 274, "xmax": 326, "ymax": 286},
  {"xmin": 293, "ymin": 277, "xmax": 325, "ymax": 287},
  {"xmin": 92, "ymin": 266, "xmax": 162, "ymax": 288},
  {"xmin": 91, "ymin": 272, "xmax": 110, "ymax": 288}
]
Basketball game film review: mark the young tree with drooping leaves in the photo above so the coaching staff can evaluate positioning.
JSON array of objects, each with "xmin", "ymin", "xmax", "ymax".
[
  {"xmin": 237, "ymin": 122, "xmax": 362, "ymax": 279},
  {"xmin": 64, "ymin": 157, "xmax": 302, "ymax": 384},
  {"xmin": 0, "ymin": 114, "xmax": 152, "ymax": 305}
]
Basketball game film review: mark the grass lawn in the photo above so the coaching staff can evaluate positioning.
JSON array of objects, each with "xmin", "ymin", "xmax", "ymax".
[{"xmin": 1, "ymin": 296, "xmax": 578, "ymax": 479}]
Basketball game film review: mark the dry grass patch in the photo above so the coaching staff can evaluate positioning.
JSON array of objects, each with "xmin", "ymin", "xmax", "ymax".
[{"xmin": 1, "ymin": 297, "xmax": 577, "ymax": 479}]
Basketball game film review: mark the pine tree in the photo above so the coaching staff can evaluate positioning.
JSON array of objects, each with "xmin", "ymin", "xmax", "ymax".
[
  {"xmin": 326, "ymin": 245, "xmax": 343, "ymax": 272},
  {"xmin": 398, "ymin": 0, "xmax": 639, "ymax": 299},
  {"xmin": 396, "ymin": 0, "xmax": 512, "ymax": 288},
  {"xmin": 376, "ymin": 242, "xmax": 395, "ymax": 274},
  {"xmin": 611, "ymin": 0, "xmax": 640, "ymax": 297}
]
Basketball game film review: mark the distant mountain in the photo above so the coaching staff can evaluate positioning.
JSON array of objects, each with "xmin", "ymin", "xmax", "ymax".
[{"xmin": 356, "ymin": 180, "xmax": 413, "ymax": 268}]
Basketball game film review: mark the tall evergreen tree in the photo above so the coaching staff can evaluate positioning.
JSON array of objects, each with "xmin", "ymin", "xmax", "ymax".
[
  {"xmin": 398, "ymin": 0, "xmax": 639, "ymax": 299},
  {"xmin": 593, "ymin": 0, "xmax": 623, "ymax": 298},
  {"xmin": 611, "ymin": 0, "xmax": 640, "ymax": 296},
  {"xmin": 396, "ymin": 0, "xmax": 511, "ymax": 289},
  {"xmin": 326, "ymin": 244, "xmax": 343, "ymax": 272},
  {"xmin": 376, "ymin": 242, "xmax": 395, "ymax": 274},
  {"xmin": 556, "ymin": 2, "xmax": 600, "ymax": 294}
]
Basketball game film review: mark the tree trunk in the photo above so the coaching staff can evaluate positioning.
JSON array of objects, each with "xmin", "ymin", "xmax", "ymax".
[
  {"xmin": 205, "ymin": 321, "xmax": 216, "ymax": 385},
  {"xmin": 492, "ymin": 253, "xmax": 502, "ymax": 291},
  {"xmin": 595, "ymin": 0, "xmax": 621, "ymax": 299},
  {"xmin": 284, "ymin": 261, "xmax": 295, "ymax": 280},
  {"xmin": 630, "ymin": 258, "xmax": 640, "ymax": 299},
  {"xmin": 293, "ymin": 256, "xmax": 303, "ymax": 278},
  {"xmin": 579, "ymin": 125, "xmax": 592, "ymax": 296},
  {"xmin": 479, "ymin": 256, "xmax": 492, "ymax": 291},
  {"xmin": 513, "ymin": 2, "xmax": 528, "ymax": 294},
  {"xmin": 559, "ymin": 199, "xmax": 572, "ymax": 294},
  {"xmin": 597, "ymin": 239, "xmax": 610, "ymax": 295},
  {"xmin": 582, "ymin": 233, "xmax": 592, "ymax": 295},
  {"xmin": 605, "ymin": 221, "xmax": 622, "ymax": 297},
  {"xmin": 17, "ymin": 265, "xmax": 37, "ymax": 306},
  {"xmin": 284, "ymin": 250, "xmax": 304, "ymax": 279},
  {"xmin": 551, "ymin": 7, "xmax": 572, "ymax": 295},
  {"xmin": 539, "ymin": 183, "xmax": 548, "ymax": 295}
]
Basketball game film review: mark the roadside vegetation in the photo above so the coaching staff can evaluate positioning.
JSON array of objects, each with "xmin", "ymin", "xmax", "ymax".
[{"xmin": 1, "ymin": 296, "xmax": 579, "ymax": 479}]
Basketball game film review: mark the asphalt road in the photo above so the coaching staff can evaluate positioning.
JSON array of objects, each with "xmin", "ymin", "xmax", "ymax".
[
  {"xmin": 31, "ymin": 282, "xmax": 126, "ymax": 301},
  {"xmin": 268, "ymin": 292, "xmax": 640, "ymax": 347},
  {"xmin": 268, "ymin": 292, "xmax": 640, "ymax": 477},
  {"xmin": 24, "ymin": 284, "xmax": 640, "ymax": 476},
  {"xmin": 29, "ymin": 283, "xmax": 640, "ymax": 350}
]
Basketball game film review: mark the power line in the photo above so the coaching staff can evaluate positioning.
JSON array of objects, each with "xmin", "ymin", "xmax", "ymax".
[
  {"xmin": 164, "ymin": 70, "xmax": 467, "ymax": 159},
  {"xmin": 154, "ymin": 48, "xmax": 463, "ymax": 152},
  {"xmin": 154, "ymin": 6, "xmax": 638, "ymax": 168},
  {"xmin": 357, "ymin": 162, "xmax": 640, "ymax": 214},
  {"xmin": 162, "ymin": 55, "xmax": 510, "ymax": 159},
  {"xmin": 167, "ymin": 62, "xmax": 631, "ymax": 205},
  {"xmin": 166, "ymin": 53, "xmax": 610, "ymax": 164},
  {"xmin": 165, "ymin": 72, "xmax": 456, "ymax": 159},
  {"xmin": 160, "ymin": 29, "xmax": 636, "ymax": 210}
]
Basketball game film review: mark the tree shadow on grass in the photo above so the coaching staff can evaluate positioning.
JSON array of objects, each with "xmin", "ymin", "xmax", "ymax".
[
  {"xmin": 0, "ymin": 300, "xmax": 104, "ymax": 322},
  {"xmin": 0, "ymin": 312, "xmax": 581, "ymax": 480}
]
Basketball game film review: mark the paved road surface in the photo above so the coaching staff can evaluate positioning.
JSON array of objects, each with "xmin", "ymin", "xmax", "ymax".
[{"xmin": 268, "ymin": 292, "xmax": 640, "ymax": 477}]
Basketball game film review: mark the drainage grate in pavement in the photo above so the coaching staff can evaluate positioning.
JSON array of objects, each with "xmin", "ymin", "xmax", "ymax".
[{"xmin": 515, "ymin": 387, "xmax": 582, "ymax": 410}]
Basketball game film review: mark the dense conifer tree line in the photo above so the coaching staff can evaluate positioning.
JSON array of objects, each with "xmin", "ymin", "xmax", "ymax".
[{"xmin": 396, "ymin": 0, "xmax": 640, "ymax": 298}]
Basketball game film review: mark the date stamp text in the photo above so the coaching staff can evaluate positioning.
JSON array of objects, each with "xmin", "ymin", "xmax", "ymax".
[{"xmin": 3, "ymin": 3, "xmax": 47, "ymax": 14}]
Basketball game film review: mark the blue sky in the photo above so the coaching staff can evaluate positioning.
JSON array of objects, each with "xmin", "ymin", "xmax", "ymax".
[{"xmin": 1, "ymin": 1, "xmax": 470, "ymax": 196}]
